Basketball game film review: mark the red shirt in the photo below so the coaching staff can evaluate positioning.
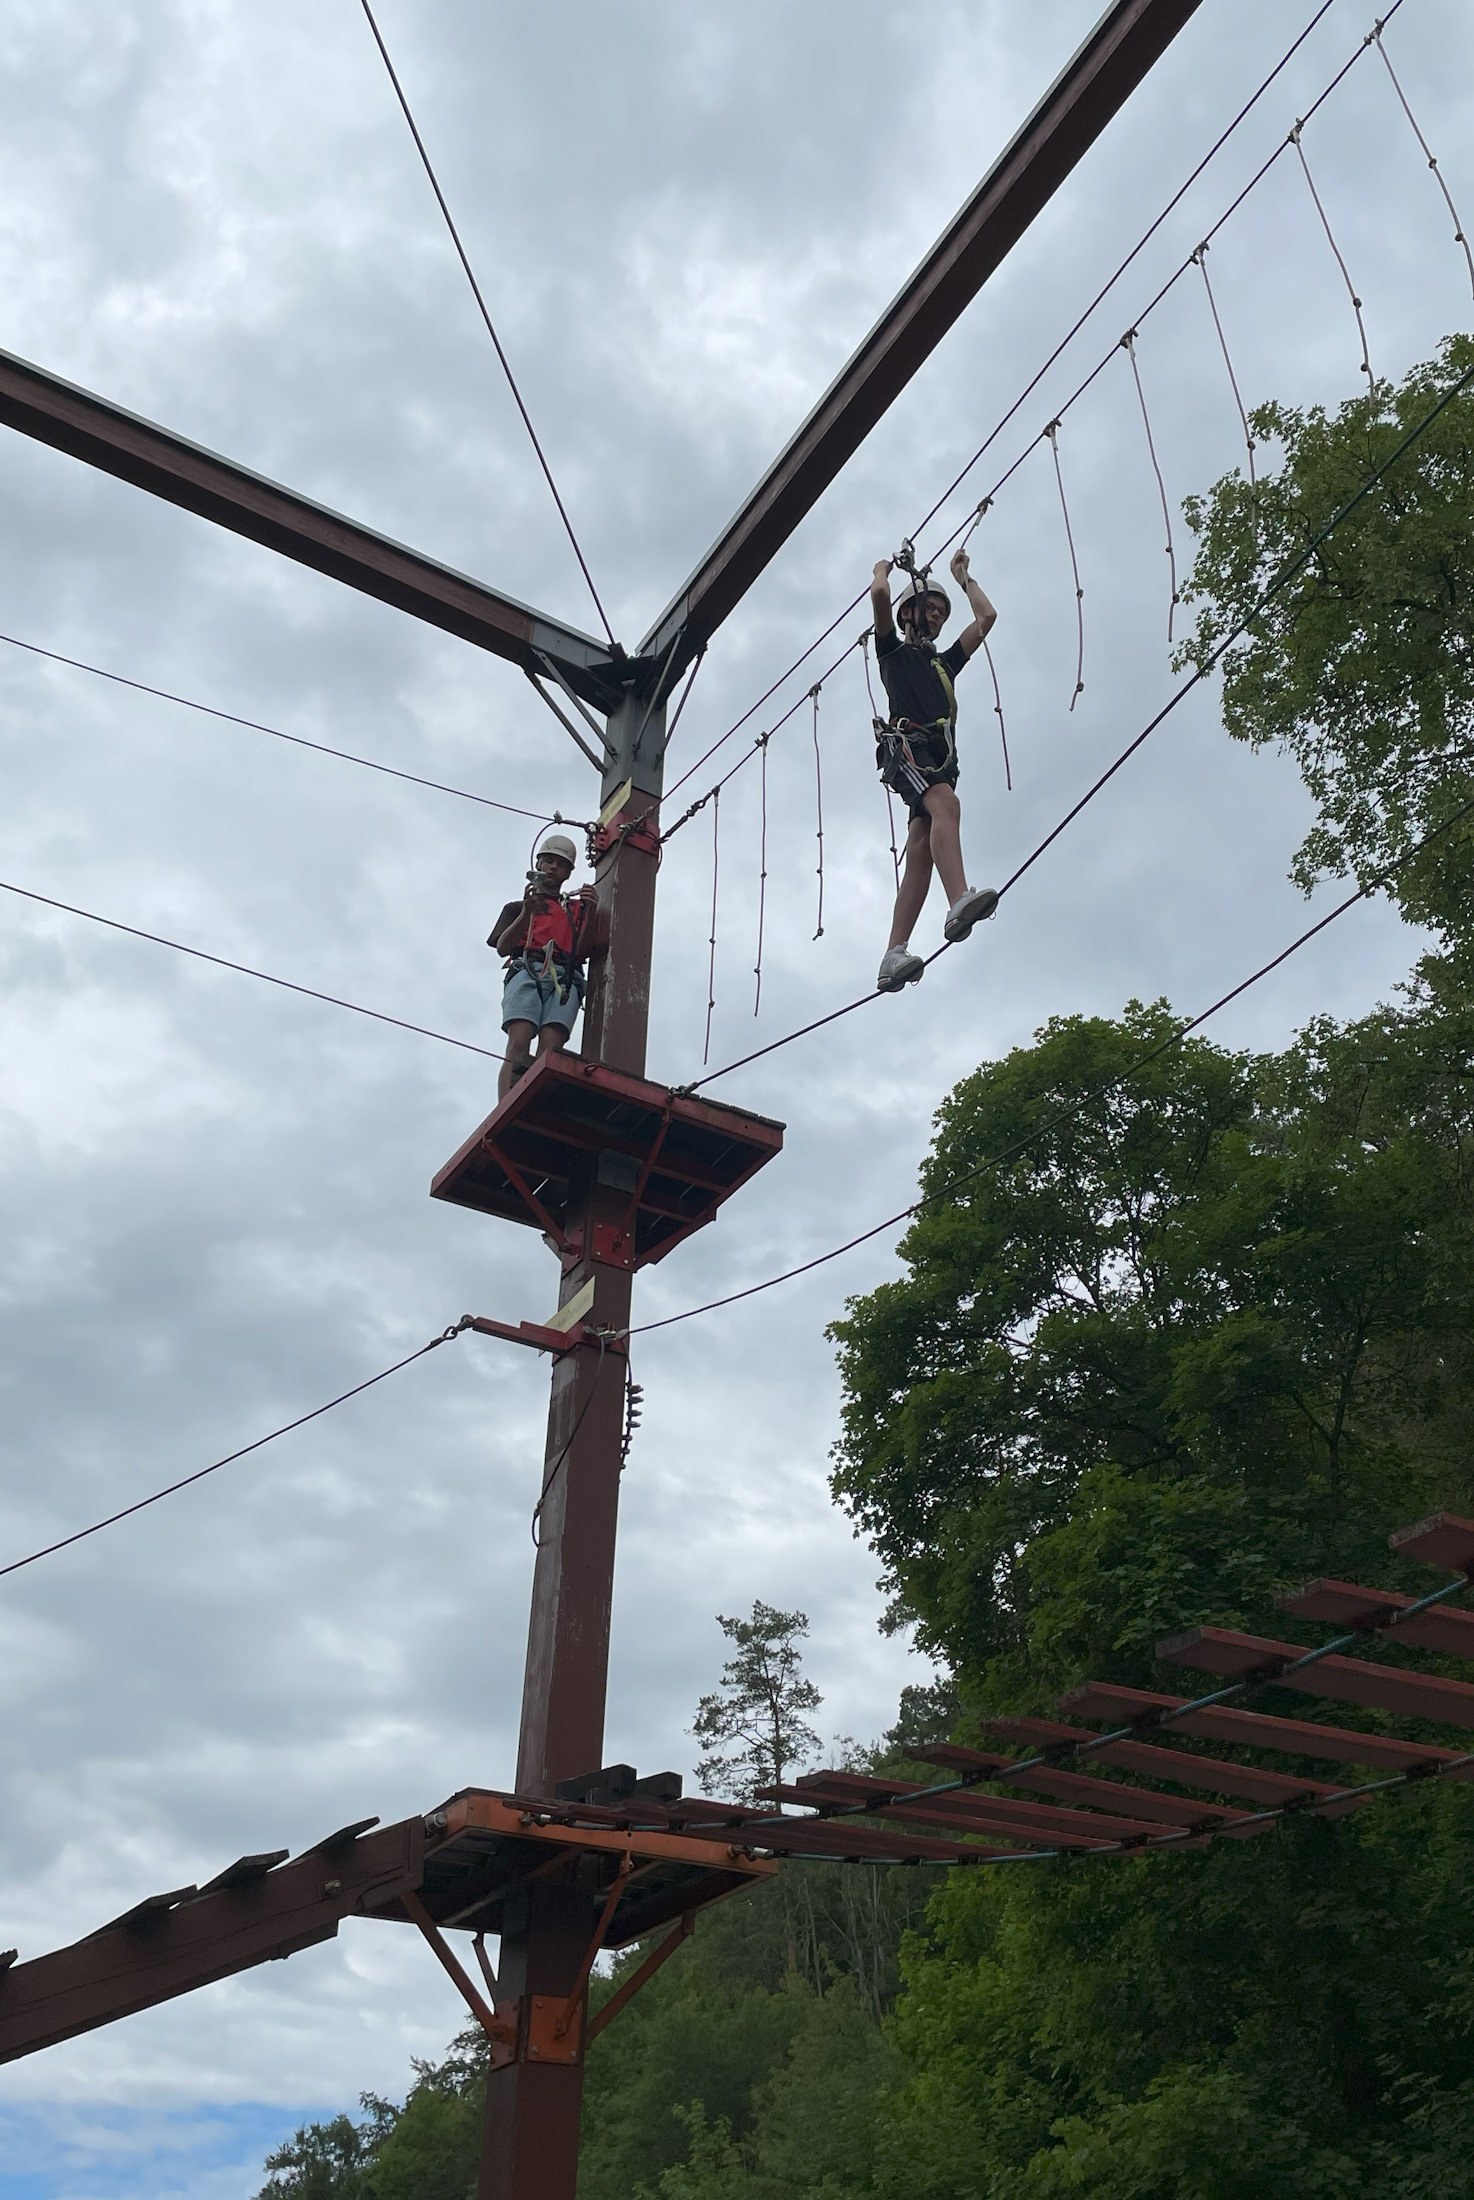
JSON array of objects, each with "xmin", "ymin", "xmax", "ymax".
[{"xmin": 526, "ymin": 897, "xmax": 576, "ymax": 957}]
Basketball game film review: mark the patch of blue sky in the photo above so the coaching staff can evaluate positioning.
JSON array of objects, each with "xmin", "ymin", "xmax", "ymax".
[{"xmin": 0, "ymin": 2102, "xmax": 318, "ymax": 2200}]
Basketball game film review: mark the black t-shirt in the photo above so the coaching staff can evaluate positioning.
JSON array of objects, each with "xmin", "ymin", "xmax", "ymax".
[{"xmin": 875, "ymin": 630, "xmax": 968, "ymax": 730}]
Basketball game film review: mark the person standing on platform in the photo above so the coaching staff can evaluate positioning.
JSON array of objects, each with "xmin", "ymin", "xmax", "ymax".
[
  {"xmin": 871, "ymin": 546, "xmax": 999, "ymax": 993},
  {"xmin": 490, "ymin": 832, "xmax": 598, "ymax": 1099}
]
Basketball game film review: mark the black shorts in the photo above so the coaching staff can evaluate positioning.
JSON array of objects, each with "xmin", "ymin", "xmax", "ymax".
[{"xmin": 900, "ymin": 729, "xmax": 959, "ymax": 821}]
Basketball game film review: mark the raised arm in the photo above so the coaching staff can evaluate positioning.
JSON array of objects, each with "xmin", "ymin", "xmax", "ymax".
[
  {"xmin": 871, "ymin": 558, "xmax": 896, "ymax": 643},
  {"xmin": 949, "ymin": 547, "xmax": 997, "ymax": 658}
]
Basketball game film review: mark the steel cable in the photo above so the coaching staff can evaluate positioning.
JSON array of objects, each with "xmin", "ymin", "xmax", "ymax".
[
  {"xmin": 0, "ymin": 877, "xmax": 505, "ymax": 1063},
  {"xmin": 356, "ymin": 0, "xmax": 616, "ymax": 646},
  {"xmin": 0, "ymin": 1322, "xmax": 471, "ymax": 1579}
]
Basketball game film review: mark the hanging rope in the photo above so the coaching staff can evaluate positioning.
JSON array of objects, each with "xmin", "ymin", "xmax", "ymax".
[
  {"xmin": 1122, "ymin": 330, "xmax": 1180, "ymax": 645},
  {"xmin": 810, "ymin": 685, "xmax": 826, "ymax": 940},
  {"xmin": 1372, "ymin": 24, "xmax": 1474, "ymax": 302},
  {"xmin": 703, "ymin": 785, "xmax": 721, "ymax": 1065},
  {"xmin": 1192, "ymin": 242, "xmax": 1257, "ymax": 494},
  {"xmin": 860, "ymin": 631, "xmax": 902, "ymax": 888},
  {"xmin": 982, "ymin": 637, "xmax": 1012, "ymax": 792},
  {"xmin": 1045, "ymin": 421, "xmax": 1086, "ymax": 712},
  {"xmin": 753, "ymin": 734, "xmax": 770, "ymax": 1016},
  {"xmin": 1290, "ymin": 120, "xmax": 1374, "ymax": 392}
]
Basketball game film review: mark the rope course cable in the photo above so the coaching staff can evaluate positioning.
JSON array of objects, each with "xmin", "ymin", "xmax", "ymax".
[
  {"xmin": 0, "ymin": 629, "xmax": 564, "ymax": 825},
  {"xmin": 1371, "ymin": 21, "xmax": 1474, "ymax": 302},
  {"xmin": 1192, "ymin": 241, "xmax": 1258, "ymax": 494},
  {"xmin": 703, "ymin": 786, "xmax": 721, "ymax": 1066},
  {"xmin": 810, "ymin": 686, "xmax": 826, "ymax": 941},
  {"xmin": 860, "ymin": 633, "xmax": 904, "ymax": 887},
  {"xmin": 678, "ymin": 357, "xmax": 1474, "ymax": 1100},
  {"xmin": 983, "ymin": 636, "xmax": 1012, "ymax": 792},
  {"xmin": 753, "ymin": 735, "xmax": 770, "ymax": 1016},
  {"xmin": 633, "ymin": 775, "xmax": 1474, "ymax": 1342},
  {"xmin": 1290, "ymin": 118, "xmax": 1375, "ymax": 390},
  {"xmin": 1045, "ymin": 421, "xmax": 1086, "ymax": 710},
  {"xmin": 355, "ymin": 0, "xmax": 616, "ymax": 647},
  {"xmin": 740, "ymin": 1568, "xmax": 1474, "ymax": 1845},
  {"xmin": 1122, "ymin": 330, "xmax": 1180, "ymax": 645},
  {"xmin": 656, "ymin": 0, "xmax": 1356, "ymax": 802},
  {"xmin": 0, "ymin": 1321, "xmax": 471, "ymax": 1580},
  {"xmin": 0, "ymin": 877, "xmax": 505, "ymax": 1063}
]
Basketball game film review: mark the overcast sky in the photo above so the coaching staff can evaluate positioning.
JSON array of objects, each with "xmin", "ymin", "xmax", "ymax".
[{"xmin": 2, "ymin": 0, "xmax": 1472, "ymax": 2192}]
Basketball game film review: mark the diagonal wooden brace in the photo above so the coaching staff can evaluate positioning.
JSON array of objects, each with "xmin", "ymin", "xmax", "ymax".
[{"xmin": 552, "ymin": 1856, "xmax": 632, "ymax": 2041}]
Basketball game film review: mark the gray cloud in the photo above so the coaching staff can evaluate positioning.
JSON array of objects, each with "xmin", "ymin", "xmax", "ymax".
[{"xmin": 1, "ymin": 0, "xmax": 1469, "ymax": 2188}]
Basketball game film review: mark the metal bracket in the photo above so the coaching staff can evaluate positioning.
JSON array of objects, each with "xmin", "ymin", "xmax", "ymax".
[
  {"xmin": 585, "ymin": 1910, "xmax": 695, "ymax": 2045},
  {"xmin": 402, "ymin": 1891, "xmax": 520, "ymax": 2068},
  {"xmin": 533, "ymin": 652, "xmax": 617, "ymax": 759}
]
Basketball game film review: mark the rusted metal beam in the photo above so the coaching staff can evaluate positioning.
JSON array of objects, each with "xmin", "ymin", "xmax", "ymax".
[
  {"xmin": 585, "ymin": 1910, "xmax": 693, "ymax": 2046},
  {"xmin": 642, "ymin": 0, "xmax": 1203, "ymax": 671},
  {"xmin": 0, "ymin": 1818, "xmax": 423, "ymax": 2064},
  {"xmin": 0, "ymin": 346, "xmax": 623, "ymax": 707},
  {"xmin": 1158, "ymin": 1624, "xmax": 1474, "ymax": 1730},
  {"xmin": 1059, "ymin": 1680, "xmax": 1470, "ymax": 1774}
]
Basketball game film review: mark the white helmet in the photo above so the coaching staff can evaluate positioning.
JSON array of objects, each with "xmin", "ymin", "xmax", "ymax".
[
  {"xmin": 538, "ymin": 832, "xmax": 578, "ymax": 867},
  {"xmin": 894, "ymin": 571, "xmax": 950, "ymax": 627}
]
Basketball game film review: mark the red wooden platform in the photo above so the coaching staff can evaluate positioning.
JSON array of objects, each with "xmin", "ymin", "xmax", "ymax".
[{"xmin": 430, "ymin": 1052, "xmax": 784, "ymax": 1268}]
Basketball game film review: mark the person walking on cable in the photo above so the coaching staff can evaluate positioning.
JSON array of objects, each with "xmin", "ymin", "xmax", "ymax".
[
  {"xmin": 871, "ymin": 546, "xmax": 999, "ymax": 993},
  {"xmin": 489, "ymin": 832, "xmax": 598, "ymax": 1099}
]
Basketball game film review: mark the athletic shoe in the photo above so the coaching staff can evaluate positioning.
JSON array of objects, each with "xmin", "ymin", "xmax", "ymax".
[
  {"xmin": 877, "ymin": 945, "xmax": 925, "ymax": 993},
  {"xmin": 944, "ymin": 885, "xmax": 999, "ymax": 942}
]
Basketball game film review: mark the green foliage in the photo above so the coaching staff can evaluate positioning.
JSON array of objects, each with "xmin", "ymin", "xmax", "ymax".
[
  {"xmin": 692, "ymin": 1601, "xmax": 824, "ymax": 1799},
  {"xmin": 1176, "ymin": 334, "xmax": 1474, "ymax": 953},
  {"xmin": 254, "ymin": 2034, "xmax": 482, "ymax": 2200},
  {"xmin": 828, "ymin": 997, "xmax": 1474, "ymax": 1684}
]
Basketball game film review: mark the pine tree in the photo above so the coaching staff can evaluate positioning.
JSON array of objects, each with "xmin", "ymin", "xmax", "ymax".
[{"xmin": 690, "ymin": 1602, "xmax": 822, "ymax": 1801}]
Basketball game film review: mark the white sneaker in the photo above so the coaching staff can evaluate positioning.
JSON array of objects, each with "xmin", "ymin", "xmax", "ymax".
[
  {"xmin": 877, "ymin": 945, "xmax": 925, "ymax": 993},
  {"xmin": 944, "ymin": 885, "xmax": 999, "ymax": 942}
]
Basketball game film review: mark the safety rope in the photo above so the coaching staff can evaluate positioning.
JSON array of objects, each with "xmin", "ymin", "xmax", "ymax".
[
  {"xmin": 1291, "ymin": 119, "xmax": 1375, "ymax": 392},
  {"xmin": 861, "ymin": 632, "xmax": 903, "ymax": 889},
  {"xmin": 982, "ymin": 636, "xmax": 1012, "ymax": 793},
  {"xmin": 753, "ymin": 734, "xmax": 771, "ymax": 1015},
  {"xmin": 1045, "ymin": 421, "xmax": 1086, "ymax": 712},
  {"xmin": 703, "ymin": 786, "xmax": 721, "ymax": 1066},
  {"xmin": 810, "ymin": 686, "xmax": 826, "ymax": 941},
  {"xmin": 1122, "ymin": 330, "xmax": 1180, "ymax": 646},
  {"xmin": 1192, "ymin": 242, "xmax": 1257, "ymax": 496},
  {"xmin": 1371, "ymin": 22, "xmax": 1474, "ymax": 302}
]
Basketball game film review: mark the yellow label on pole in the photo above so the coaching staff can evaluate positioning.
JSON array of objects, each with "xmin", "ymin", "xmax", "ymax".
[
  {"xmin": 598, "ymin": 779, "xmax": 633, "ymax": 829},
  {"xmin": 545, "ymin": 1274, "xmax": 596, "ymax": 1333}
]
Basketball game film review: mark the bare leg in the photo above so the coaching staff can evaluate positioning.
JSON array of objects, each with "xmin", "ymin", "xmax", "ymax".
[
  {"xmin": 534, "ymin": 1021, "xmax": 574, "ymax": 1061},
  {"xmin": 499, "ymin": 1019, "xmax": 537, "ymax": 1100},
  {"xmin": 887, "ymin": 813, "xmax": 934, "ymax": 948},
  {"xmin": 921, "ymin": 783, "xmax": 970, "ymax": 906}
]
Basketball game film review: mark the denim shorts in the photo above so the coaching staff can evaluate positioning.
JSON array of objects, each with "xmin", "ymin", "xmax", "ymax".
[{"xmin": 502, "ymin": 961, "xmax": 584, "ymax": 1034}]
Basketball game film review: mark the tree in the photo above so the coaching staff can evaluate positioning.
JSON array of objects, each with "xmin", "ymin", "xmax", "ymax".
[
  {"xmin": 691, "ymin": 1602, "xmax": 823, "ymax": 1800},
  {"xmin": 1176, "ymin": 333, "xmax": 1474, "ymax": 963}
]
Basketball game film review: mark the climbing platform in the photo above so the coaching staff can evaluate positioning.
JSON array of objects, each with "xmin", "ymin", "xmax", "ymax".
[{"xmin": 430, "ymin": 1051, "xmax": 784, "ymax": 1268}]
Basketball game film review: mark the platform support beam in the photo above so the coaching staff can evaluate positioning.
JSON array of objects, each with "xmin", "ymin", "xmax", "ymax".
[{"xmin": 482, "ymin": 684, "xmax": 668, "ymax": 2200}]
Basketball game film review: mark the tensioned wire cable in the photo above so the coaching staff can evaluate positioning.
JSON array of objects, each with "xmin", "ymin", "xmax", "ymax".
[
  {"xmin": 676, "ymin": 354, "xmax": 1474, "ymax": 1095},
  {"xmin": 659, "ymin": 0, "xmax": 1361, "ymax": 802},
  {"xmin": 0, "ymin": 878, "xmax": 505, "ymax": 1063},
  {"xmin": 0, "ymin": 629, "xmax": 565, "ymax": 825},
  {"xmin": 356, "ymin": 0, "xmax": 617, "ymax": 648},
  {"xmin": 631, "ymin": 776, "xmax": 1474, "ymax": 1341},
  {"xmin": 0, "ymin": 1320, "xmax": 474, "ymax": 1581}
]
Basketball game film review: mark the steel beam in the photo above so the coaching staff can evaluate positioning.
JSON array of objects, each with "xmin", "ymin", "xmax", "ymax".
[
  {"xmin": 0, "ymin": 347, "xmax": 624, "ymax": 707},
  {"xmin": 0, "ymin": 1818, "xmax": 422, "ymax": 2064},
  {"xmin": 642, "ymin": 0, "xmax": 1202, "ymax": 671}
]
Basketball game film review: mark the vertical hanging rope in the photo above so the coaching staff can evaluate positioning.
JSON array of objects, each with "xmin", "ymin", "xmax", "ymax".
[
  {"xmin": 1372, "ymin": 26, "xmax": 1474, "ymax": 303},
  {"xmin": 861, "ymin": 633, "xmax": 902, "ymax": 889},
  {"xmin": 753, "ymin": 734, "xmax": 770, "ymax": 1016},
  {"xmin": 1193, "ymin": 242, "xmax": 1257, "ymax": 494},
  {"xmin": 702, "ymin": 787, "xmax": 721, "ymax": 1065},
  {"xmin": 1045, "ymin": 421, "xmax": 1086, "ymax": 712},
  {"xmin": 810, "ymin": 684, "xmax": 825, "ymax": 941},
  {"xmin": 1122, "ymin": 330, "xmax": 1180, "ymax": 645},
  {"xmin": 982, "ymin": 636, "xmax": 1012, "ymax": 791},
  {"xmin": 1290, "ymin": 121, "xmax": 1374, "ymax": 391}
]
